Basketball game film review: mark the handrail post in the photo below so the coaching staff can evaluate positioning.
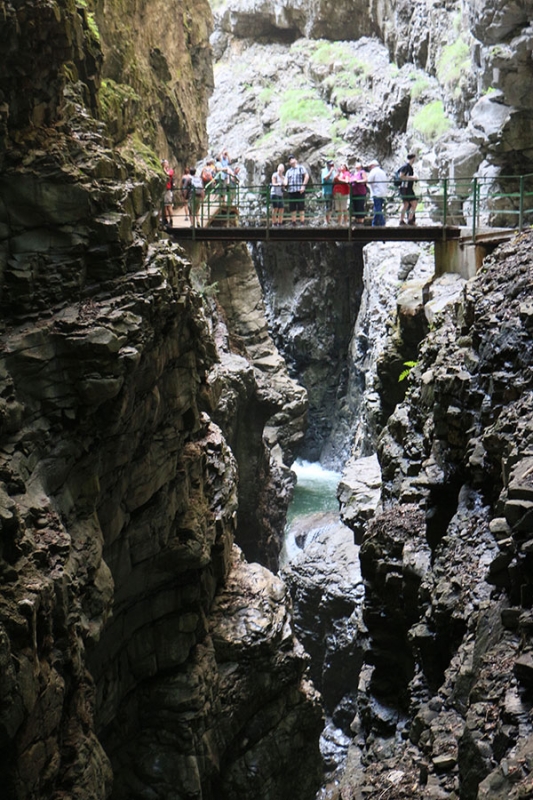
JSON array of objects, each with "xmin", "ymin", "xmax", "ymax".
[
  {"xmin": 519, "ymin": 175, "xmax": 525, "ymax": 231},
  {"xmin": 348, "ymin": 191, "xmax": 352, "ymax": 241},
  {"xmin": 191, "ymin": 193, "xmax": 196, "ymax": 241},
  {"xmin": 266, "ymin": 188, "xmax": 270, "ymax": 240},
  {"xmin": 472, "ymin": 177, "xmax": 478, "ymax": 241},
  {"xmin": 442, "ymin": 177, "xmax": 448, "ymax": 239}
]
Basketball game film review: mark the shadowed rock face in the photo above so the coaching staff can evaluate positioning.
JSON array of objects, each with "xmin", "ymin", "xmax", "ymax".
[
  {"xmin": 0, "ymin": 1, "xmax": 323, "ymax": 799},
  {"xmin": 335, "ymin": 230, "xmax": 533, "ymax": 799},
  {"xmin": 252, "ymin": 241, "xmax": 364, "ymax": 466}
]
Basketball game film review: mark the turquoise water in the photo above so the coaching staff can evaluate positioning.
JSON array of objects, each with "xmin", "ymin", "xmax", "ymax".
[{"xmin": 286, "ymin": 460, "xmax": 341, "ymax": 525}]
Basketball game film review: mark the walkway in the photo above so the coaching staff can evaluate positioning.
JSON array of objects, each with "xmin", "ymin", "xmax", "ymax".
[
  {"xmin": 166, "ymin": 175, "xmax": 533, "ymax": 244},
  {"xmin": 169, "ymin": 223, "xmax": 461, "ymax": 243}
]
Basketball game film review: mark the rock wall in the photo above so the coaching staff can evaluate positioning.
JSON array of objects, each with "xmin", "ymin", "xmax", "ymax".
[
  {"xmin": 337, "ymin": 229, "xmax": 533, "ymax": 799},
  {"xmin": 205, "ymin": 241, "xmax": 308, "ymax": 570},
  {"xmin": 209, "ymin": 0, "xmax": 533, "ymax": 208},
  {"xmin": 253, "ymin": 241, "xmax": 364, "ymax": 466},
  {"xmin": 0, "ymin": 1, "xmax": 324, "ymax": 798}
]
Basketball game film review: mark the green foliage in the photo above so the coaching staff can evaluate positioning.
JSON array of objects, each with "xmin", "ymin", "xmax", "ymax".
[
  {"xmin": 398, "ymin": 361, "xmax": 417, "ymax": 382},
  {"xmin": 412, "ymin": 101, "xmax": 451, "ymax": 142},
  {"xmin": 324, "ymin": 71, "xmax": 362, "ymax": 105},
  {"xmin": 86, "ymin": 10, "xmax": 100, "ymax": 42},
  {"xmin": 310, "ymin": 42, "xmax": 369, "ymax": 76},
  {"xmin": 99, "ymin": 78, "xmax": 140, "ymax": 120},
  {"xmin": 75, "ymin": 0, "xmax": 100, "ymax": 44},
  {"xmin": 259, "ymin": 85, "xmax": 274, "ymax": 104},
  {"xmin": 191, "ymin": 263, "xmax": 219, "ymax": 298},
  {"xmin": 118, "ymin": 132, "xmax": 161, "ymax": 175},
  {"xmin": 255, "ymin": 130, "xmax": 275, "ymax": 148},
  {"xmin": 410, "ymin": 77, "xmax": 431, "ymax": 99},
  {"xmin": 331, "ymin": 117, "xmax": 349, "ymax": 136},
  {"xmin": 279, "ymin": 89, "xmax": 330, "ymax": 128},
  {"xmin": 437, "ymin": 39, "xmax": 470, "ymax": 93}
]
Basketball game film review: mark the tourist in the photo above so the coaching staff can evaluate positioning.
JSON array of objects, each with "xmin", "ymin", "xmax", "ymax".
[
  {"xmin": 218, "ymin": 148, "xmax": 231, "ymax": 170},
  {"xmin": 332, "ymin": 163, "xmax": 352, "ymax": 226},
  {"xmin": 350, "ymin": 161, "xmax": 368, "ymax": 225},
  {"xmin": 180, "ymin": 167, "xmax": 191, "ymax": 223},
  {"xmin": 399, "ymin": 153, "xmax": 419, "ymax": 226},
  {"xmin": 188, "ymin": 167, "xmax": 205, "ymax": 225},
  {"xmin": 162, "ymin": 159, "xmax": 174, "ymax": 227},
  {"xmin": 321, "ymin": 159, "xmax": 336, "ymax": 225},
  {"xmin": 270, "ymin": 163, "xmax": 287, "ymax": 226},
  {"xmin": 201, "ymin": 159, "xmax": 216, "ymax": 190},
  {"xmin": 227, "ymin": 165, "xmax": 241, "ymax": 207},
  {"xmin": 285, "ymin": 155, "xmax": 309, "ymax": 226},
  {"xmin": 366, "ymin": 159, "xmax": 388, "ymax": 227}
]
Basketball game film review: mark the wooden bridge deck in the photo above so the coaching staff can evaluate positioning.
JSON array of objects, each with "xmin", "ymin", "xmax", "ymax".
[
  {"xmin": 168, "ymin": 223, "xmax": 461, "ymax": 243},
  {"xmin": 167, "ymin": 206, "xmax": 461, "ymax": 243}
]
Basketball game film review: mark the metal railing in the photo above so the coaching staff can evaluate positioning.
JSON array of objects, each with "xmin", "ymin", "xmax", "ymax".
[{"xmin": 174, "ymin": 173, "xmax": 533, "ymax": 241}]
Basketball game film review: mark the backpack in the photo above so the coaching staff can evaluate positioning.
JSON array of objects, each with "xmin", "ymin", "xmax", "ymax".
[
  {"xmin": 393, "ymin": 168, "xmax": 402, "ymax": 189},
  {"xmin": 190, "ymin": 174, "xmax": 205, "ymax": 198},
  {"xmin": 201, "ymin": 167, "xmax": 214, "ymax": 186},
  {"xmin": 166, "ymin": 170, "xmax": 174, "ymax": 191}
]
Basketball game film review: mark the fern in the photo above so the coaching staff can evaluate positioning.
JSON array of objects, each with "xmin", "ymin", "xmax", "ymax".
[{"xmin": 398, "ymin": 361, "xmax": 418, "ymax": 382}]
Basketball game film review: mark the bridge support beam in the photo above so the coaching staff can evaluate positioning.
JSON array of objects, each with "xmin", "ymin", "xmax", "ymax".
[
  {"xmin": 434, "ymin": 235, "xmax": 511, "ymax": 280},
  {"xmin": 434, "ymin": 239, "xmax": 478, "ymax": 279}
]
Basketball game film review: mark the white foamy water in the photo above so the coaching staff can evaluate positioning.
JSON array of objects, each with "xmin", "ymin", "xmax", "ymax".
[{"xmin": 281, "ymin": 460, "xmax": 343, "ymax": 566}]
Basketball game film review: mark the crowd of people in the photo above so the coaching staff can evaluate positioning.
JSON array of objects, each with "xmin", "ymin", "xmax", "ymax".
[
  {"xmin": 318, "ymin": 154, "xmax": 419, "ymax": 227},
  {"xmin": 162, "ymin": 151, "xmax": 241, "ymax": 227},
  {"xmin": 161, "ymin": 151, "xmax": 419, "ymax": 229}
]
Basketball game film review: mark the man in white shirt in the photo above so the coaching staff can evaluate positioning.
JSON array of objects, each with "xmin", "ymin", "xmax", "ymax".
[{"xmin": 366, "ymin": 159, "xmax": 388, "ymax": 227}]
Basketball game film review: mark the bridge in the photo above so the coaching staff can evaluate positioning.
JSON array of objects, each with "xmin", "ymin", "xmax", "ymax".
[{"xmin": 166, "ymin": 175, "xmax": 532, "ymax": 275}]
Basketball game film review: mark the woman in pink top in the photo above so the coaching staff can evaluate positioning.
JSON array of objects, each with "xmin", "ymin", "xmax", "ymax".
[
  {"xmin": 350, "ymin": 162, "xmax": 368, "ymax": 224},
  {"xmin": 332, "ymin": 163, "xmax": 353, "ymax": 226}
]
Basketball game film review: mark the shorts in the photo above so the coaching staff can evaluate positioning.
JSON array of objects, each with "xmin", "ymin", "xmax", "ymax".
[
  {"xmin": 334, "ymin": 193, "xmax": 349, "ymax": 212},
  {"xmin": 287, "ymin": 191, "xmax": 304, "ymax": 212},
  {"xmin": 164, "ymin": 190, "xmax": 173, "ymax": 205},
  {"xmin": 271, "ymin": 197, "xmax": 284, "ymax": 209},
  {"xmin": 400, "ymin": 187, "xmax": 417, "ymax": 202}
]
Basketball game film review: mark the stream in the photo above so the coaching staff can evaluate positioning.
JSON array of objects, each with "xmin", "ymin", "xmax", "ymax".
[{"xmin": 280, "ymin": 459, "xmax": 365, "ymax": 792}]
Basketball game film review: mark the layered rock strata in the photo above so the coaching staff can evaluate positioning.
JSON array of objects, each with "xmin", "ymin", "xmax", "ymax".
[
  {"xmin": 253, "ymin": 241, "xmax": 364, "ymax": 466},
  {"xmin": 338, "ymin": 230, "xmax": 533, "ymax": 799},
  {"xmin": 0, "ymin": 0, "xmax": 323, "ymax": 798}
]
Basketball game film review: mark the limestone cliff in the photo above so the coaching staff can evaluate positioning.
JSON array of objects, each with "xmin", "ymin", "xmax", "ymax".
[
  {"xmin": 0, "ymin": 0, "xmax": 323, "ymax": 798},
  {"xmin": 209, "ymin": 0, "xmax": 533, "ymax": 198}
]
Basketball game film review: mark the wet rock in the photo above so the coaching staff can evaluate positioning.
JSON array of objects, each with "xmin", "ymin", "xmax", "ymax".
[
  {"xmin": 337, "ymin": 454, "xmax": 382, "ymax": 544},
  {"xmin": 282, "ymin": 511, "xmax": 365, "ymax": 713}
]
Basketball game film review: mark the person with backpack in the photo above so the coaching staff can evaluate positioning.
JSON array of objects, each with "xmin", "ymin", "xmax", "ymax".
[
  {"xmin": 180, "ymin": 168, "xmax": 192, "ymax": 223},
  {"xmin": 187, "ymin": 167, "xmax": 205, "ymax": 226},
  {"xmin": 350, "ymin": 161, "xmax": 368, "ymax": 225},
  {"xmin": 398, "ymin": 153, "xmax": 419, "ymax": 226},
  {"xmin": 201, "ymin": 160, "xmax": 216, "ymax": 191},
  {"xmin": 162, "ymin": 159, "xmax": 175, "ymax": 227},
  {"xmin": 285, "ymin": 155, "xmax": 309, "ymax": 226}
]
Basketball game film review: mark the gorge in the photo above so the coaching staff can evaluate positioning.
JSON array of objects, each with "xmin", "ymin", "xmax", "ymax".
[{"xmin": 1, "ymin": 0, "xmax": 533, "ymax": 799}]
